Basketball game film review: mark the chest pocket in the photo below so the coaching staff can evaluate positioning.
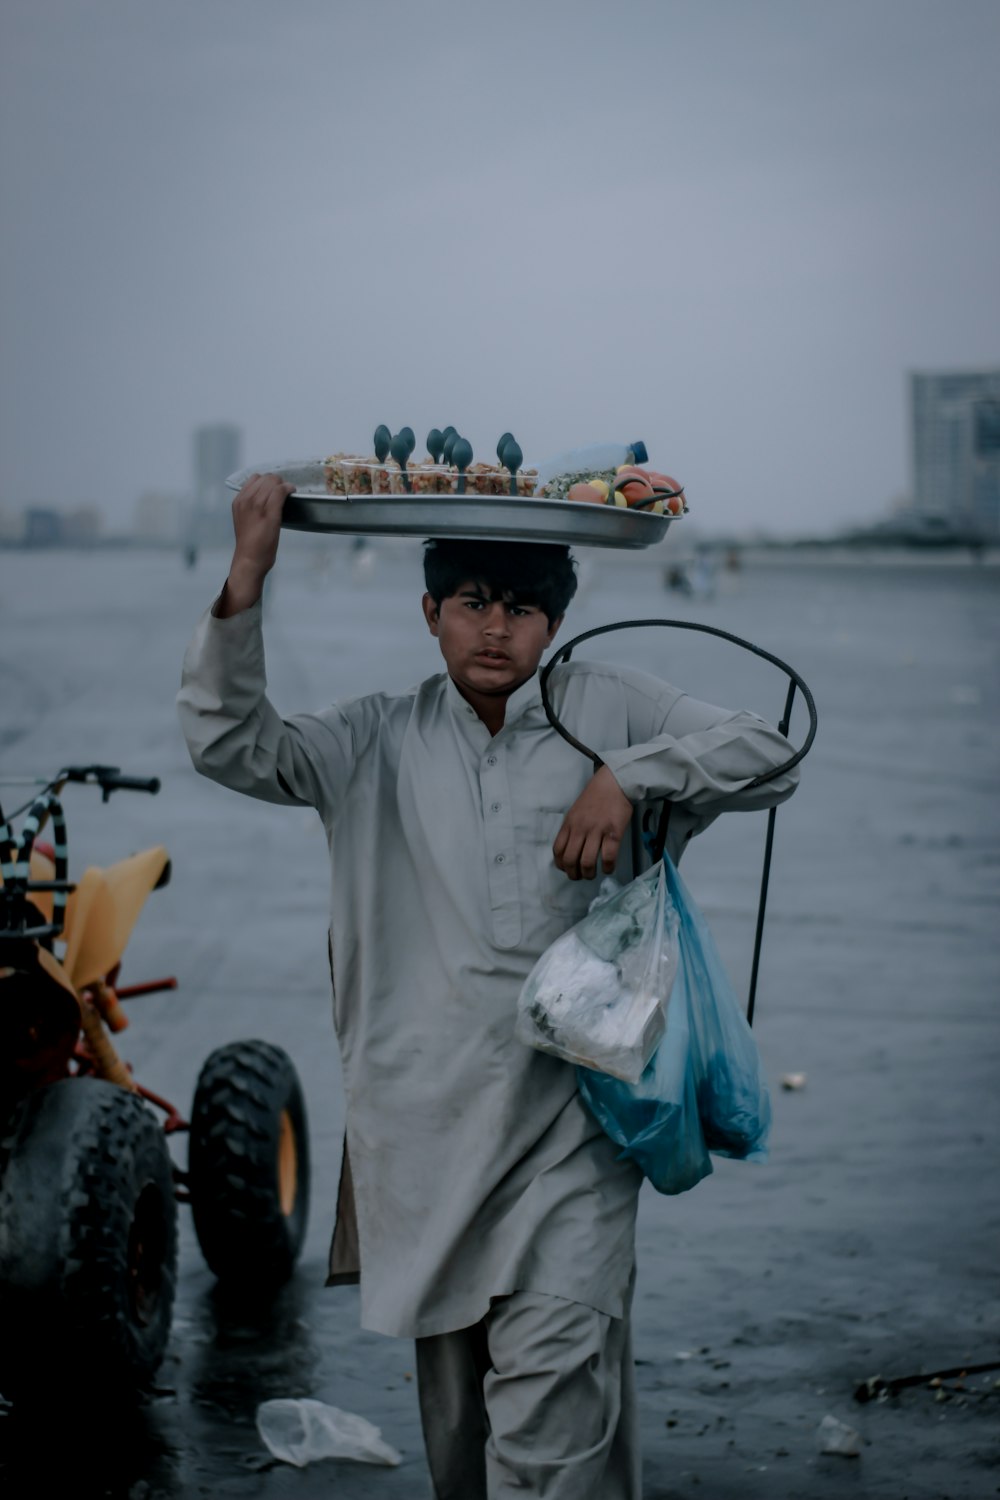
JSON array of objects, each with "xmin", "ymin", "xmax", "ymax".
[{"xmin": 535, "ymin": 810, "xmax": 604, "ymax": 918}]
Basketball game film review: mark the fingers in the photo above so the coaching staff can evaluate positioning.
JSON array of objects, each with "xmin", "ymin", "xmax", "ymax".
[
  {"xmin": 600, "ymin": 829, "xmax": 622, "ymax": 875},
  {"xmin": 234, "ymin": 472, "xmax": 293, "ymax": 511},
  {"xmin": 552, "ymin": 819, "xmax": 581, "ymax": 877},
  {"xmin": 577, "ymin": 829, "xmax": 604, "ymax": 881},
  {"xmin": 552, "ymin": 821, "xmax": 622, "ymax": 881},
  {"xmin": 552, "ymin": 768, "xmax": 633, "ymax": 881},
  {"xmin": 226, "ymin": 471, "xmax": 293, "ymax": 595},
  {"xmin": 231, "ymin": 473, "xmax": 291, "ymax": 538}
]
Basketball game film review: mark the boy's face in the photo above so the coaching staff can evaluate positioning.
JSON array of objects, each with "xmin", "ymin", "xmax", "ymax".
[{"xmin": 422, "ymin": 580, "xmax": 562, "ymax": 703}]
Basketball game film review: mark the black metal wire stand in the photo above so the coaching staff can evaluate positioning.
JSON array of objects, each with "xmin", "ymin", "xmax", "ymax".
[{"xmin": 539, "ymin": 619, "xmax": 819, "ymax": 1025}]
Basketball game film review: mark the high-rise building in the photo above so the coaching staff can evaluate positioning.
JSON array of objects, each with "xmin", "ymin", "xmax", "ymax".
[
  {"xmin": 911, "ymin": 370, "xmax": 1000, "ymax": 536},
  {"xmin": 193, "ymin": 423, "xmax": 242, "ymax": 546}
]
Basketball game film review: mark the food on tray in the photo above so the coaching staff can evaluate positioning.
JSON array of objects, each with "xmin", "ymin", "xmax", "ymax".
[
  {"xmin": 533, "ymin": 440, "xmax": 648, "ymax": 493},
  {"xmin": 324, "ymin": 425, "xmax": 538, "ymax": 498},
  {"xmin": 542, "ymin": 467, "xmax": 621, "ymax": 501},
  {"xmin": 567, "ymin": 482, "xmax": 609, "ymax": 505},
  {"xmin": 614, "ymin": 467, "xmax": 656, "ymax": 506},
  {"xmin": 548, "ymin": 463, "xmax": 687, "ymax": 516},
  {"xmin": 319, "ymin": 427, "xmax": 685, "ymax": 517},
  {"xmin": 323, "ymin": 453, "xmax": 540, "ymax": 498}
]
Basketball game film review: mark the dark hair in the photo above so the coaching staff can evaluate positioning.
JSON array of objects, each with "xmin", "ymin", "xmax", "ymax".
[{"xmin": 423, "ymin": 540, "xmax": 577, "ymax": 624}]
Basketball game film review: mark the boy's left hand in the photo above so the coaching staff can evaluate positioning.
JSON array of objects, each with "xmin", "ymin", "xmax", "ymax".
[{"xmin": 553, "ymin": 767, "xmax": 633, "ymax": 881}]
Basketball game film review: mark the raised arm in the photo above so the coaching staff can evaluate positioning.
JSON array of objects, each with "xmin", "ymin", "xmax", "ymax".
[
  {"xmin": 177, "ymin": 473, "xmax": 359, "ymax": 815},
  {"xmin": 216, "ymin": 471, "xmax": 293, "ymax": 617}
]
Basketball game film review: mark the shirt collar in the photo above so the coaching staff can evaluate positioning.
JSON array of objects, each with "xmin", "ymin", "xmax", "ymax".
[{"xmin": 444, "ymin": 671, "xmax": 544, "ymax": 734}]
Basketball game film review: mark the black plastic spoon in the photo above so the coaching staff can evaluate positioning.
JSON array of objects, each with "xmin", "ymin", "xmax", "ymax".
[
  {"xmin": 451, "ymin": 436, "xmax": 473, "ymax": 494},
  {"xmin": 442, "ymin": 429, "xmax": 458, "ymax": 465},
  {"xmin": 496, "ymin": 432, "xmax": 514, "ymax": 463},
  {"xmin": 390, "ymin": 430, "xmax": 413, "ymax": 492},
  {"xmin": 500, "ymin": 438, "xmax": 523, "ymax": 496},
  {"xmin": 427, "ymin": 428, "xmax": 445, "ymax": 463},
  {"xmin": 373, "ymin": 425, "xmax": 391, "ymax": 463}
]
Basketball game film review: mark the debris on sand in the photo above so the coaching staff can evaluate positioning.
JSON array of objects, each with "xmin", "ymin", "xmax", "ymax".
[
  {"xmin": 816, "ymin": 1414, "xmax": 861, "ymax": 1457},
  {"xmin": 256, "ymin": 1399, "xmax": 401, "ymax": 1467},
  {"xmin": 854, "ymin": 1358, "xmax": 1000, "ymax": 1403}
]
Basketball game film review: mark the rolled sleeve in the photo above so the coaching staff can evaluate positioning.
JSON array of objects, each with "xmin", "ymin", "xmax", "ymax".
[{"xmin": 605, "ymin": 691, "xmax": 800, "ymax": 814}]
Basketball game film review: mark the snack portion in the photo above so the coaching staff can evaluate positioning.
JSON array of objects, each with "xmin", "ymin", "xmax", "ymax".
[
  {"xmin": 325, "ymin": 426, "xmax": 537, "ymax": 498},
  {"xmin": 325, "ymin": 455, "xmax": 539, "ymax": 497}
]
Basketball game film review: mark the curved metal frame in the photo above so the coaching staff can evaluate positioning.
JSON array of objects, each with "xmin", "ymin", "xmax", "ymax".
[{"xmin": 539, "ymin": 618, "xmax": 819, "ymax": 1025}]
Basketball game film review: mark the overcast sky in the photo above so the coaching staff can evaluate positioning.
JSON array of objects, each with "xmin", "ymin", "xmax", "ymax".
[{"xmin": 2, "ymin": 0, "xmax": 998, "ymax": 536}]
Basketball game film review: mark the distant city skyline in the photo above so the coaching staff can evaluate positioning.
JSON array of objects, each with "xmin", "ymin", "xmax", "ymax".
[
  {"xmin": 7, "ymin": 379, "xmax": 1000, "ymax": 548},
  {"xmin": 2, "ymin": 2, "xmax": 999, "ymax": 537}
]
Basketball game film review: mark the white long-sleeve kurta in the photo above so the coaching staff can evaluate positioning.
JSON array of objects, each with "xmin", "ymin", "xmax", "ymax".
[{"xmin": 178, "ymin": 600, "xmax": 798, "ymax": 1339}]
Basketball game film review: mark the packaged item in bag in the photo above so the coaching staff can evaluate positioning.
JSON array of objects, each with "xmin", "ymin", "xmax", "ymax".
[
  {"xmin": 575, "ymin": 856, "xmax": 771, "ymax": 1195},
  {"xmin": 515, "ymin": 864, "xmax": 680, "ymax": 1082}
]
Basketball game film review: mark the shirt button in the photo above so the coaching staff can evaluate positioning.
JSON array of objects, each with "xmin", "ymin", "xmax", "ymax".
[
  {"xmin": 486, "ymin": 755, "xmax": 498, "ymax": 766},
  {"xmin": 491, "ymin": 802, "xmax": 502, "ymax": 813},
  {"xmin": 495, "ymin": 853, "xmax": 506, "ymax": 864}
]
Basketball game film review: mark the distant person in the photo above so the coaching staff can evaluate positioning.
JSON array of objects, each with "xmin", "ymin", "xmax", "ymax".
[
  {"xmin": 690, "ymin": 551, "xmax": 717, "ymax": 601},
  {"xmin": 177, "ymin": 471, "xmax": 799, "ymax": 1499},
  {"xmin": 664, "ymin": 563, "xmax": 693, "ymax": 595},
  {"xmin": 350, "ymin": 534, "xmax": 376, "ymax": 579}
]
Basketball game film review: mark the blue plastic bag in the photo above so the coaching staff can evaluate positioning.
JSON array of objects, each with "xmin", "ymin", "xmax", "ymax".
[{"xmin": 577, "ymin": 857, "xmax": 771, "ymax": 1196}]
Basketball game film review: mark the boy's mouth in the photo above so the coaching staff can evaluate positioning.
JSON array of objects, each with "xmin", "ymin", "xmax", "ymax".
[{"xmin": 476, "ymin": 649, "xmax": 510, "ymax": 663}]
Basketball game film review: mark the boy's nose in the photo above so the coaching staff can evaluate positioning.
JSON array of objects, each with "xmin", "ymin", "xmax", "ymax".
[{"xmin": 483, "ymin": 604, "xmax": 511, "ymax": 635}]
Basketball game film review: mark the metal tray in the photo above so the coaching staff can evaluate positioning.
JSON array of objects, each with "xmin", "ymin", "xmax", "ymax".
[{"xmin": 225, "ymin": 460, "xmax": 677, "ymax": 551}]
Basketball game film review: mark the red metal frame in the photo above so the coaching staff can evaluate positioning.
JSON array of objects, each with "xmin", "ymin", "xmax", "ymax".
[{"xmin": 70, "ymin": 971, "xmax": 190, "ymax": 1139}]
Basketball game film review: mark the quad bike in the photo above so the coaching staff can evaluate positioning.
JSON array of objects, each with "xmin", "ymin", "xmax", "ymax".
[{"xmin": 0, "ymin": 765, "xmax": 311, "ymax": 1400}]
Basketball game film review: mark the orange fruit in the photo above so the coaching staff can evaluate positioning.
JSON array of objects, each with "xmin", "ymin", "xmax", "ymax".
[{"xmin": 567, "ymin": 482, "xmax": 607, "ymax": 504}]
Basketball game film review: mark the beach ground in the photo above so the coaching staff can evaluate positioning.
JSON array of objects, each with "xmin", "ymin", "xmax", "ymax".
[{"xmin": 1, "ymin": 542, "xmax": 997, "ymax": 1498}]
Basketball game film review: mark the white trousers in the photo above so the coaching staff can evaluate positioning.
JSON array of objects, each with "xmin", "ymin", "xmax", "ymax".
[{"xmin": 415, "ymin": 1289, "xmax": 641, "ymax": 1500}]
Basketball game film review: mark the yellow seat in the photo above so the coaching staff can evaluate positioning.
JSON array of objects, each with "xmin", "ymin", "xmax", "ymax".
[{"xmin": 60, "ymin": 847, "xmax": 169, "ymax": 990}]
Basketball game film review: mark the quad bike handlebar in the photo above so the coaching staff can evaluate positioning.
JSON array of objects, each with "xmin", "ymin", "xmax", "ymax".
[
  {"xmin": 59, "ymin": 765, "xmax": 161, "ymax": 801},
  {"xmin": 1, "ymin": 766, "xmax": 161, "ymax": 943}
]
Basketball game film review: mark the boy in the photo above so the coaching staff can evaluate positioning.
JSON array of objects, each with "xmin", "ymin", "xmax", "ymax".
[{"xmin": 178, "ymin": 471, "xmax": 798, "ymax": 1498}]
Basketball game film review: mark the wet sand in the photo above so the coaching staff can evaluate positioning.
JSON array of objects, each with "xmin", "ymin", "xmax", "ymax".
[{"xmin": 1, "ymin": 543, "xmax": 997, "ymax": 1497}]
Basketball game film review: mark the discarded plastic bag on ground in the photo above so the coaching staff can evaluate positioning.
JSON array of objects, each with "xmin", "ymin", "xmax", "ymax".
[
  {"xmin": 515, "ymin": 863, "xmax": 680, "ymax": 1082},
  {"xmin": 256, "ymin": 1398, "xmax": 402, "ymax": 1467},
  {"xmin": 816, "ymin": 1413, "xmax": 862, "ymax": 1457},
  {"xmin": 576, "ymin": 856, "xmax": 770, "ymax": 1195}
]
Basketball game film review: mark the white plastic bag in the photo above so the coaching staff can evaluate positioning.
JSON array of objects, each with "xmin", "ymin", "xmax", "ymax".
[
  {"xmin": 516, "ymin": 864, "xmax": 680, "ymax": 1082},
  {"xmin": 256, "ymin": 1398, "xmax": 402, "ymax": 1468},
  {"xmin": 816, "ymin": 1413, "xmax": 862, "ymax": 1457}
]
